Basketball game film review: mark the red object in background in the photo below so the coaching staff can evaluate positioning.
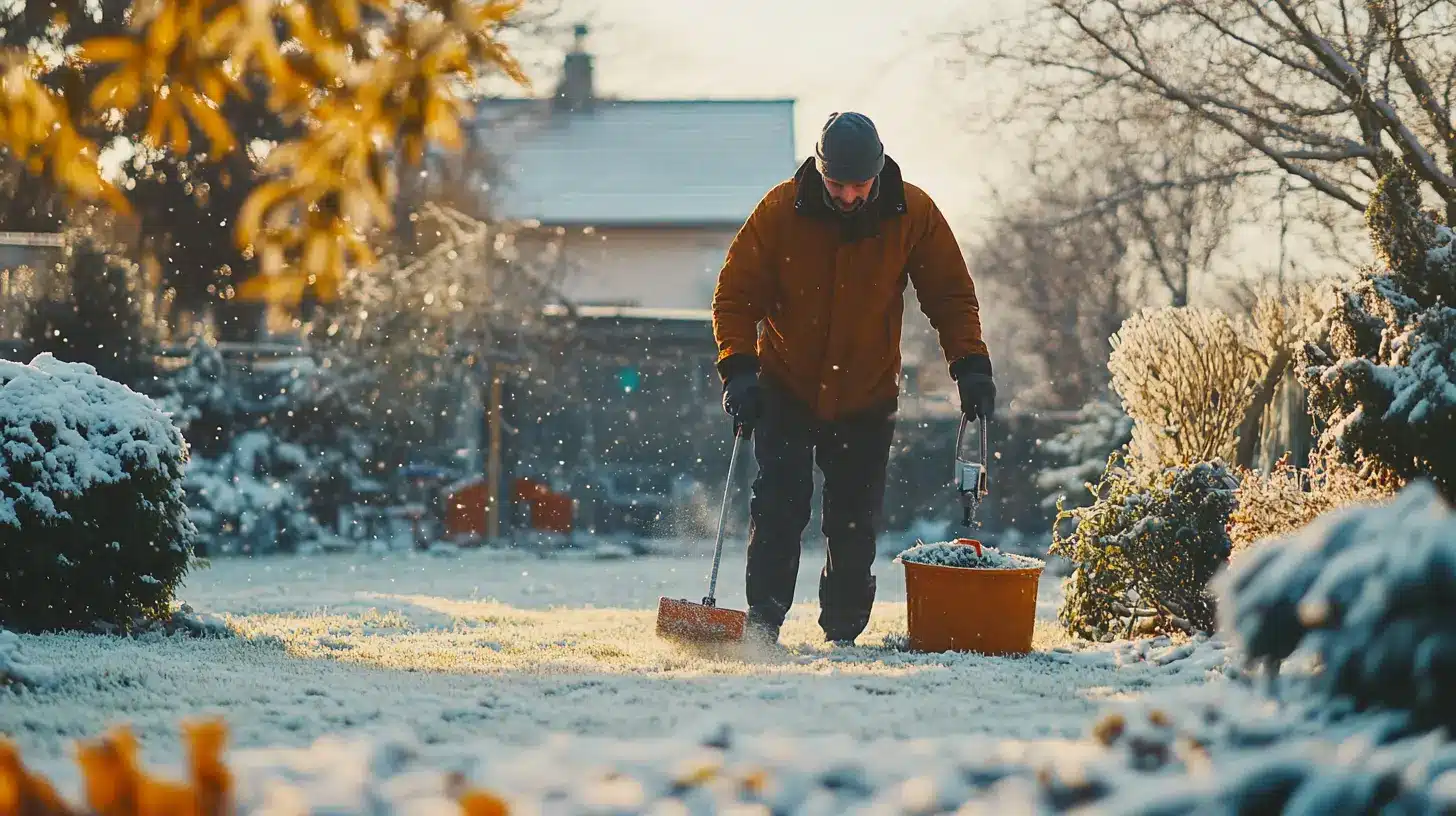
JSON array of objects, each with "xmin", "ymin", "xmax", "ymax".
[
  {"xmin": 532, "ymin": 491, "xmax": 574, "ymax": 533},
  {"xmin": 508, "ymin": 476, "xmax": 574, "ymax": 533},
  {"xmin": 445, "ymin": 479, "xmax": 490, "ymax": 539},
  {"xmin": 511, "ymin": 477, "xmax": 546, "ymax": 503}
]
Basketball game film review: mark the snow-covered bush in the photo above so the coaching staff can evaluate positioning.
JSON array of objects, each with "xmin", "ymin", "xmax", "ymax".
[
  {"xmin": 1215, "ymin": 480, "xmax": 1456, "ymax": 729},
  {"xmin": 163, "ymin": 338, "xmax": 233, "ymax": 460},
  {"xmin": 184, "ymin": 430, "xmax": 327, "ymax": 555},
  {"xmin": 896, "ymin": 540, "xmax": 1045, "ymax": 569},
  {"xmin": 1035, "ymin": 397, "xmax": 1133, "ymax": 516},
  {"xmin": 0, "ymin": 355, "xmax": 194, "ymax": 632},
  {"xmin": 166, "ymin": 341, "xmax": 372, "ymax": 555},
  {"xmin": 1297, "ymin": 164, "xmax": 1456, "ymax": 501},
  {"xmin": 1050, "ymin": 453, "xmax": 1238, "ymax": 640},
  {"xmin": 1228, "ymin": 451, "xmax": 1399, "ymax": 557}
]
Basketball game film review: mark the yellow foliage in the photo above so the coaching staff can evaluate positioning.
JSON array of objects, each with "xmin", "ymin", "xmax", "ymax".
[
  {"xmin": 1, "ymin": 719, "xmax": 511, "ymax": 815},
  {"xmin": 0, "ymin": 0, "xmax": 527, "ymax": 307}
]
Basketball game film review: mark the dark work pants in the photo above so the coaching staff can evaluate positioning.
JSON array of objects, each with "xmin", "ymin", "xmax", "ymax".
[{"xmin": 745, "ymin": 376, "xmax": 896, "ymax": 641}]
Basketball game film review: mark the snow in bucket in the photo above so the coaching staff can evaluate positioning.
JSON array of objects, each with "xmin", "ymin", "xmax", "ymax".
[{"xmin": 895, "ymin": 539, "xmax": 1046, "ymax": 570}]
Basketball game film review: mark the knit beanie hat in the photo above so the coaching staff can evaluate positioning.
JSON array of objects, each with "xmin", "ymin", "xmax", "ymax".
[{"xmin": 815, "ymin": 112, "xmax": 885, "ymax": 184}]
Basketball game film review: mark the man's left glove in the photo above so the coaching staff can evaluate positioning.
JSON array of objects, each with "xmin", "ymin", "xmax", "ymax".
[
  {"xmin": 950, "ymin": 355, "xmax": 996, "ymax": 421},
  {"xmin": 718, "ymin": 354, "xmax": 762, "ymax": 434}
]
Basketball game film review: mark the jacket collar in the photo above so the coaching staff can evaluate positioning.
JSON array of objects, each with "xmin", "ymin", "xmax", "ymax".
[{"xmin": 792, "ymin": 154, "xmax": 908, "ymax": 239}]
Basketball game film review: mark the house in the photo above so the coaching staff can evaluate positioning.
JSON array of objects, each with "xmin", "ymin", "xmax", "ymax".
[
  {"xmin": 467, "ymin": 25, "xmax": 798, "ymax": 311},
  {"xmin": 0, "ymin": 232, "xmax": 64, "ymax": 353}
]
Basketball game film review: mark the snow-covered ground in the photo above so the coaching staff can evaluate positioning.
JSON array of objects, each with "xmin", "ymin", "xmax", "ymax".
[{"xmin": 2, "ymin": 541, "xmax": 1246, "ymax": 811}]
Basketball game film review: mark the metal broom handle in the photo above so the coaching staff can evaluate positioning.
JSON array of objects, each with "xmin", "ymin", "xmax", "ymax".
[{"xmin": 705, "ymin": 425, "xmax": 744, "ymax": 606}]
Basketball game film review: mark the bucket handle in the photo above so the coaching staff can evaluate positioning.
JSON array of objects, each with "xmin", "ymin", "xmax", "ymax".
[
  {"xmin": 954, "ymin": 537, "xmax": 984, "ymax": 557},
  {"xmin": 955, "ymin": 415, "xmax": 990, "ymax": 527},
  {"xmin": 955, "ymin": 415, "xmax": 989, "ymax": 476}
]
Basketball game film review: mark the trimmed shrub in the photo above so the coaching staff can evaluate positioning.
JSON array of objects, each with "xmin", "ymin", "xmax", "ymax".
[
  {"xmin": 1108, "ymin": 306, "xmax": 1265, "ymax": 466},
  {"xmin": 1050, "ymin": 453, "xmax": 1238, "ymax": 640},
  {"xmin": 0, "ymin": 354, "xmax": 194, "ymax": 632}
]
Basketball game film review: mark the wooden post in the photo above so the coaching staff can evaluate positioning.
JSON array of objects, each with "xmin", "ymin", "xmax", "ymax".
[{"xmin": 486, "ymin": 369, "xmax": 504, "ymax": 541}]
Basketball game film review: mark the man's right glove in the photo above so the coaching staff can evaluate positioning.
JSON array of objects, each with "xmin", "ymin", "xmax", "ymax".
[
  {"xmin": 719, "ymin": 354, "xmax": 762, "ymax": 434},
  {"xmin": 950, "ymin": 355, "xmax": 996, "ymax": 422}
]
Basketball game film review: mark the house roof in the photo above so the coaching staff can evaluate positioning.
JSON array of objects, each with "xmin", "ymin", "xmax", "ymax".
[
  {"xmin": 471, "ymin": 98, "xmax": 798, "ymax": 228},
  {"xmin": 542, "ymin": 304, "xmax": 712, "ymax": 322}
]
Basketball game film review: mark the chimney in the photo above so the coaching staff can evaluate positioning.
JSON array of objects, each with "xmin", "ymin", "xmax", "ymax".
[{"xmin": 554, "ymin": 23, "xmax": 594, "ymax": 112}]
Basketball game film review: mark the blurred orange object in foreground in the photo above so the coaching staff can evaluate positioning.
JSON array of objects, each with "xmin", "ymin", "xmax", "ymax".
[{"xmin": 1, "ymin": 718, "xmax": 510, "ymax": 815}]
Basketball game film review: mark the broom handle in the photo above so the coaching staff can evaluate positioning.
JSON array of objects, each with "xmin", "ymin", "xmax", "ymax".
[{"xmin": 705, "ymin": 425, "xmax": 744, "ymax": 606}]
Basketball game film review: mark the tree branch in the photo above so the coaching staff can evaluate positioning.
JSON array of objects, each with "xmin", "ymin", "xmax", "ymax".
[
  {"xmin": 1272, "ymin": 0, "xmax": 1456, "ymax": 197},
  {"xmin": 1368, "ymin": 0, "xmax": 1456, "ymax": 180}
]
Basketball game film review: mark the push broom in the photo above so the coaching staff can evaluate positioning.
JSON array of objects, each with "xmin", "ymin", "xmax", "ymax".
[{"xmin": 656, "ymin": 423, "xmax": 749, "ymax": 643}]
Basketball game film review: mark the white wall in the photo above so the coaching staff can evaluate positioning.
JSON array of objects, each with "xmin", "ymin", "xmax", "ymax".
[{"xmin": 549, "ymin": 226, "xmax": 736, "ymax": 309}]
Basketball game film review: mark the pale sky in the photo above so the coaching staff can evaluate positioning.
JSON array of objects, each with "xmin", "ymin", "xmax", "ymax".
[{"xmin": 508, "ymin": 0, "xmax": 1029, "ymax": 238}]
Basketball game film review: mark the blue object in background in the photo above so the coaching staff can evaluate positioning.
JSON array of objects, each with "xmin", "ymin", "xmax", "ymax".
[{"xmin": 618, "ymin": 366, "xmax": 640, "ymax": 393}]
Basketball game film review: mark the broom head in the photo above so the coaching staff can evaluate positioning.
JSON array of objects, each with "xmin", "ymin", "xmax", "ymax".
[{"xmin": 656, "ymin": 596, "xmax": 747, "ymax": 642}]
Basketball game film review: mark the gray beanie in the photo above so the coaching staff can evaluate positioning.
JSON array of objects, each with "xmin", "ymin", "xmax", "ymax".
[{"xmin": 815, "ymin": 112, "xmax": 885, "ymax": 184}]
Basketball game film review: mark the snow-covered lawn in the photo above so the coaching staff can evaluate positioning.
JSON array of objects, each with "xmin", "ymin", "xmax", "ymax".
[{"xmin": 2, "ymin": 543, "xmax": 1241, "ymax": 811}]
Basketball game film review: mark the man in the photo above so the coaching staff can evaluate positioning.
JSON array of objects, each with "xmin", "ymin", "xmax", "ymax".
[{"xmin": 711, "ymin": 111, "xmax": 997, "ymax": 647}]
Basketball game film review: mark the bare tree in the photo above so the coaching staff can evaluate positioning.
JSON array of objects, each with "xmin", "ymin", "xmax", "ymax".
[
  {"xmin": 970, "ymin": 116, "xmax": 1243, "ymax": 410},
  {"xmin": 1020, "ymin": 116, "xmax": 1247, "ymax": 306},
  {"xmin": 963, "ymin": 0, "xmax": 1456, "ymax": 226},
  {"xmin": 971, "ymin": 160, "xmax": 1132, "ymax": 411}
]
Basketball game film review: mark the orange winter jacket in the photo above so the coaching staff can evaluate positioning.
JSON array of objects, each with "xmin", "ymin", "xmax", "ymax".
[{"xmin": 711, "ymin": 156, "xmax": 990, "ymax": 421}]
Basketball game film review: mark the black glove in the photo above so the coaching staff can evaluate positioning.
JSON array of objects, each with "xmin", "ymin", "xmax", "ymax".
[
  {"xmin": 718, "ymin": 354, "xmax": 762, "ymax": 434},
  {"xmin": 950, "ymin": 355, "xmax": 996, "ymax": 421}
]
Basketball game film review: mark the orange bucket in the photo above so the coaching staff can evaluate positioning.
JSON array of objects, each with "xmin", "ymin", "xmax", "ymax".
[{"xmin": 902, "ymin": 538, "xmax": 1043, "ymax": 655}]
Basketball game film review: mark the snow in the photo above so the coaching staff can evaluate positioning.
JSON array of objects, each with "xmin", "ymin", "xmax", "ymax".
[
  {"xmin": 0, "ymin": 353, "xmax": 186, "ymax": 526},
  {"xmin": 0, "ymin": 628, "xmax": 55, "ymax": 689},
  {"xmin": 0, "ymin": 547, "xmax": 1246, "ymax": 801},
  {"xmin": 895, "ymin": 539, "xmax": 1045, "ymax": 569},
  {"xmin": 6, "ymin": 500, "xmax": 1455, "ymax": 812}
]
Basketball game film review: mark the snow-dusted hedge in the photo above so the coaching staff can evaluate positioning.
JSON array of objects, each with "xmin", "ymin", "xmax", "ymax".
[
  {"xmin": 1216, "ymin": 479, "xmax": 1456, "ymax": 729},
  {"xmin": 1109, "ymin": 306, "xmax": 1261, "ymax": 465},
  {"xmin": 1228, "ymin": 451, "xmax": 1398, "ymax": 558},
  {"xmin": 1051, "ymin": 454, "xmax": 1237, "ymax": 640},
  {"xmin": 1298, "ymin": 163, "xmax": 1456, "ymax": 501},
  {"xmin": 0, "ymin": 355, "xmax": 195, "ymax": 632},
  {"xmin": 1035, "ymin": 397, "xmax": 1133, "ymax": 515}
]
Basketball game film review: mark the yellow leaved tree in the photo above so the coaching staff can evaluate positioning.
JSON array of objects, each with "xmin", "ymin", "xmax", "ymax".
[{"xmin": 0, "ymin": 0, "xmax": 526, "ymax": 306}]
